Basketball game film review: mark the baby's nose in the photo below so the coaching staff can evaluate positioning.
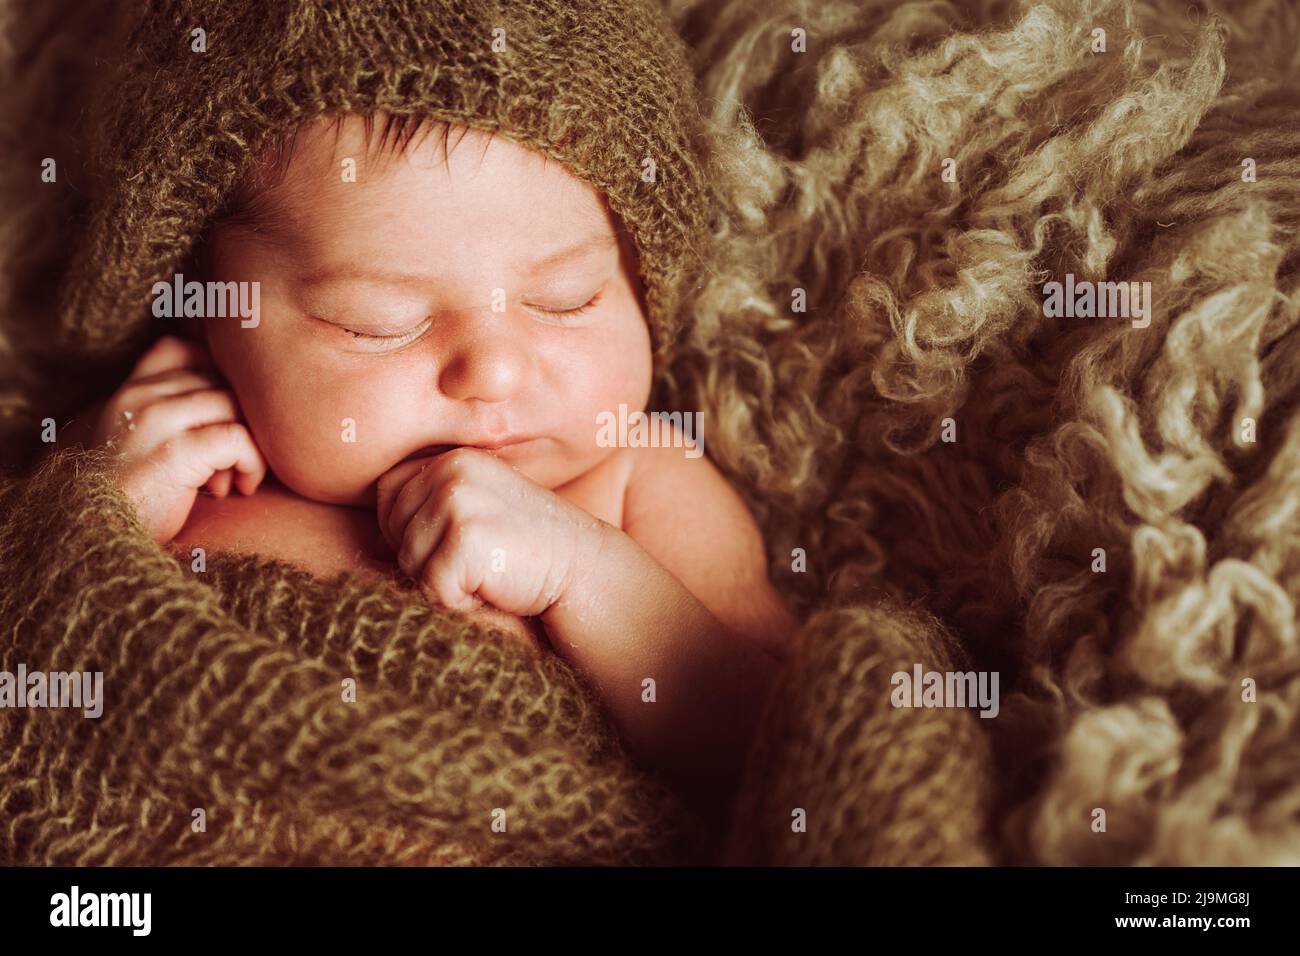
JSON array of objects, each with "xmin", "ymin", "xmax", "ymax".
[{"xmin": 437, "ymin": 316, "xmax": 528, "ymax": 403}]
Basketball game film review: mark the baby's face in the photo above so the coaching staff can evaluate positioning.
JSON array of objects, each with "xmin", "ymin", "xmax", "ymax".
[{"xmin": 199, "ymin": 117, "xmax": 652, "ymax": 507}]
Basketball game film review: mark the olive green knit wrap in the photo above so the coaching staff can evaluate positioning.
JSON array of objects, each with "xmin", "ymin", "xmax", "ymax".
[
  {"xmin": 57, "ymin": 0, "xmax": 714, "ymax": 371},
  {"xmin": 0, "ymin": 448, "xmax": 711, "ymax": 865},
  {"xmin": 0, "ymin": 446, "xmax": 990, "ymax": 865}
]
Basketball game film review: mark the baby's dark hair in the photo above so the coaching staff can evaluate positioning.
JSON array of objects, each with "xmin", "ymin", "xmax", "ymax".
[
  {"xmin": 208, "ymin": 113, "xmax": 497, "ymax": 238},
  {"xmin": 196, "ymin": 110, "xmax": 635, "ymax": 281}
]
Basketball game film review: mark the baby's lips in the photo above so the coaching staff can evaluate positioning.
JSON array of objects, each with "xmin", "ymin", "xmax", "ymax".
[{"xmin": 402, "ymin": 443, "xmax": 458, "ymax": 463}]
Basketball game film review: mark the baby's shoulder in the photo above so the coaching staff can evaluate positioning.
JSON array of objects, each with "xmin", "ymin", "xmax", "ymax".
[
  {"xmin": 620, "ymin": 423, "xmax": 760, "ymax": 559},
  {"xmin": 618, "ymin": 421, "xmax": 797, "ymax": 654}
]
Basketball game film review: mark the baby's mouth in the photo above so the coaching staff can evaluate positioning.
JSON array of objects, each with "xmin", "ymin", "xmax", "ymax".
[
  {"xmin": 401, "ymin": 444, "xmax": 457, "ymax": 463},
  {"xmin": 401, "ymin": 437, "xmax": 538, "ymax": 463}
]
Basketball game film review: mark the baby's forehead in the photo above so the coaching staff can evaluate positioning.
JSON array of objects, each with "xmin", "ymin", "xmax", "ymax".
[
  {"xmin": 229, "ymin": 115, "xmax": 610, "ymax": 234},
  {"xmin": 209, "ymin": 118, "xmax": 642, "ymax": 300}
]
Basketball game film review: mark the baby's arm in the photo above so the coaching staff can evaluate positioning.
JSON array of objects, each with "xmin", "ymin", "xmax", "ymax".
[
  {"xmin": 376, "ymin": 445, "xmax": 796, "ymax": 820},
  {"xmin": 541, "ymin": 447, "xmax": 795, "ymax": 818}
]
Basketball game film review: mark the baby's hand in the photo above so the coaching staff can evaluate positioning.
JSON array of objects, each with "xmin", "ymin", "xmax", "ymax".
[
  {"xmin": 85, "ymin": 335, "xmax": 268, "ymax": 544},
  {"xmin": 375, "ymin": 448, "xmax": 606, "ymax": 619}
]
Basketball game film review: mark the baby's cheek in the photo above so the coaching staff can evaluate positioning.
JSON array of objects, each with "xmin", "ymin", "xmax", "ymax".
[
  {"xmin": 243, "ymin": 378, "xmax": 391, "ymax": 505},
  {"xmin": 597, "ymin": 322, "xmax": 652, "ymax": 406},
  {"xmin": 563, "ymin": 322, "xmax": 650, "ymax": 456}
]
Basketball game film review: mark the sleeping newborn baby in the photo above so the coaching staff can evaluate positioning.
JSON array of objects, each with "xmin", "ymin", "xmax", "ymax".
[{"xmin": 59, "ymin": 115, "xmax": 794, "ymax": 814}]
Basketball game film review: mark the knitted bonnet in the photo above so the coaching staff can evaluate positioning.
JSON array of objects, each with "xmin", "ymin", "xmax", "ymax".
[{"xmin": 58, "ymin": 0, "xmax": 714, "ymax": 371}]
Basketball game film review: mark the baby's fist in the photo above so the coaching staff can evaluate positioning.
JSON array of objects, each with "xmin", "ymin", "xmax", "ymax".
[
  {"xmin": 375, "ymin": 448, "xmax": 605, "ymax": 618},
  {"xmin": 88, "ymin": 335, "xmax": 267, "ymax": 543}
]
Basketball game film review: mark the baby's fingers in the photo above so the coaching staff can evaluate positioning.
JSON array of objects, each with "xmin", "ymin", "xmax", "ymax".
[
  {"xmin": 204, "ymin": 469, "xmax": 234, "ymax": 498},
  {"xmin": 126, "ymin": 334, "xmax": 215, "ymax": 380},
  {"xmin": 384, "ymin": 474, "xmax": 452, "ymax": 555},
  {"xmin": 395, "ymin": 497, "xmax": 454, "ymax": 582},
  {"xmin": 375, "ymin": 455, "xmax": 448, "ymax": 547},
  {"xmin": 415, "ymin": 545, "xmax": 483, "ymax": 614},
  {"xmin": 158, "ymin": 422, "xmax": 267, "ymax": 495},
  {"xmin": 124, "ymin": 389, "xmax": 242, "ymax": 453},
  {"xmin": 116, "ymin": 369, "xmax": 223, "ymax": 406}
]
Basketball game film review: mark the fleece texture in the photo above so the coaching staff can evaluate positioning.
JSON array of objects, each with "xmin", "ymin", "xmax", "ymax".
[
  {"xmin": 661, "ymin": 0, "xmax": 1300, "ymax": 864},
  {"xmin": 2, "ymin": 0, "xmax": 1298, "ymax": 865}
]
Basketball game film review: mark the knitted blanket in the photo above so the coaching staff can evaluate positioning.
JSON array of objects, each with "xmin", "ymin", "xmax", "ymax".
[{"xmin": 0, "ymin": 446, "xmax": 989, "ymax": 865}]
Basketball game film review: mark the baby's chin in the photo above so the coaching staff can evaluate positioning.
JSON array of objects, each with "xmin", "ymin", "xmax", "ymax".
[
  {"xmin": 263, "ymin": 470, "xmax": 378, "ymax": 510},
  {"xmin": 250, "ymin": 449, "xmax": 393, "ymax": 509},
  {"xmin": 262, "ymin": 440, "xmax": 581, "ymax": 510}
]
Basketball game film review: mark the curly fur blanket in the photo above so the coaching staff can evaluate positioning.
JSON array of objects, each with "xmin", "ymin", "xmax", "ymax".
[{"xmin": 3, "ymin": 0, "xmax": 1299, "ymax": 865}]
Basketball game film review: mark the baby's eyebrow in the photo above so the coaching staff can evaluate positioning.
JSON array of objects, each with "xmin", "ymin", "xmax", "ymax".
[
  {"xmin": 296, "ymin": 231, "xmax": 617, "ymax": 288},
  {"xmin": 524, "ymin": 232, "xmax": 617, "ymax": 275}
]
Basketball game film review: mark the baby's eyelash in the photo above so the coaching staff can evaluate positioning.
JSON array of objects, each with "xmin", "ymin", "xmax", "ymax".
[
  {"xmin": 337, "ymin": 290, "xmax": 604, "ymax": 344},
  {"xmin": 344, "ymin": 321, "xmax": 429, "ymax": 345},
  {"xmin": 527, "ymin": 289, "xmax": 603, "ymax": 320}
]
